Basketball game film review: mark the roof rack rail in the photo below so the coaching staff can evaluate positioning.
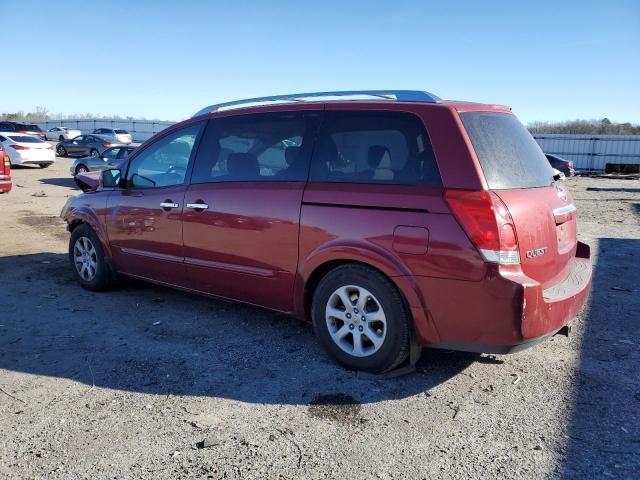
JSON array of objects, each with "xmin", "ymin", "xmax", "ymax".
[{"xmin": 192, "ymin": 90, "xmax": 440, "ymax": 117}]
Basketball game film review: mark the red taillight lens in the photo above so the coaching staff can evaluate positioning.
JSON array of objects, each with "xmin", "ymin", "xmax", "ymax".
[
  {"xmin": 445, "ymin": 189, "xmax": 520, "ymax": 264},
  {"xmin": 10, "ymin": 144, "xmax": 29, "ymax": 150},
  {"xmin": 565, "ymin": 161, "xmax": 573, "ymax": 168},
  {"xmin": 102, "ymin": 142, "xmax": 112, "ymax": 148},
  {"xmin": 2, "ymin": 154, "xmax": 10, "ymax": 175}
]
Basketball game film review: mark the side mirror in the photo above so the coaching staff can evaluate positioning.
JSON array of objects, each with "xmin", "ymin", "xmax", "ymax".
[{"xmin": 102, "ymin": 168, "xmax": 121, "ymax": 188}]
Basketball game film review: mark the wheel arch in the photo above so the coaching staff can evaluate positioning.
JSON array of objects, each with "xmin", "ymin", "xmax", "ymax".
[
  {"xmin": 65, "ymin": 208, "xmax": 111, "ymax": 257},
  {"xmin": 294, "ymin": 247, "xmax": 441, "ymax": 346}
]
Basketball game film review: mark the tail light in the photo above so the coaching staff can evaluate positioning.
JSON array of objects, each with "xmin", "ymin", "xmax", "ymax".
[
  {"xmin": 10, "ymin": 144, "xmax": 30, "ymax": 150},
  {"xmin": 445, "ymin": 190, "xmax": 520, "ymax": 264},
  {"xmin": 565, "ymin": 161, "xmax": 573, "ymax": 169},
  {"xmin": 2, "ymin": 153, "xmax": 10, "ymax": 175},
  {"xmin": 102, "ymin": 142, "xmax": 112, "ymax": 148}
]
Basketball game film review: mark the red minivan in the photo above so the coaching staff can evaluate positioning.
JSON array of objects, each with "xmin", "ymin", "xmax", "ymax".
[
  {"xmin": 61, "ymin": 91, "xmax": 592, "ymax": 372},
  {"xmin": 0, "ymin": 144, "xmax": 11, "ymax": 193}
]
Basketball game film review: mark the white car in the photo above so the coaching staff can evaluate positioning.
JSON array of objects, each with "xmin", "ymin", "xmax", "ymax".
[
  {"xmin": 92, "ymin": 128, "xmax": 133, "ymax": 144},
  {"xmin": 45, "ymin": 126, "xmax": 82, "ymax": 141},
  {"xmin": 0, "ymin": 133, "xmax": 55, "ymax": 168}
]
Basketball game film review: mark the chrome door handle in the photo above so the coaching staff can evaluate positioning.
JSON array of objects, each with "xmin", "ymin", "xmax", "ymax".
[
  {"xmin": 160, "ymin": 202, "xmax": 179, "ymax": 208},
  {"xmin": 186, "ymin": 203, "xmax": 209, "ymax": 210}
]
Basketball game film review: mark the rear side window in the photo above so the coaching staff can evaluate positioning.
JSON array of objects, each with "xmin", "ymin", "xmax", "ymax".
[
  {"xmin": 460, "ymin": 112, "xmax": 553, "ymax": 189},
  {"xmin": 114, "ymin": 129, "xmax": 128, "ymax": 134},
  {"xmin": 9, "ymin": 136, "xmax": 43, "ymax": 143},
  {"xmin": 310, "ymin": 111, "xmax": 441, "ymax": 186},
  {"xmin": 191, "ymin": 111, "xmax": 319, "ymax": 183}
]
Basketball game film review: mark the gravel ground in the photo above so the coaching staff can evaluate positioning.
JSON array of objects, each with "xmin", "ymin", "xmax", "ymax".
[{"xmin": 0, "ymin": 154, "xmax": 639, "ymax": 479}]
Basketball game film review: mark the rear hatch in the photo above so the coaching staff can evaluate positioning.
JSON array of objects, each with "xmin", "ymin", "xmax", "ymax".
[{"xmin": 459, "ymin": 111, "xmax": 577, "ymax": 287}]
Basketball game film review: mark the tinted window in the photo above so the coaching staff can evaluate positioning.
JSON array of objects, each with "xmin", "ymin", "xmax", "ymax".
[
  {"xmin": 310, "ymin": 111, "xmax": 441, "ymax": 186},
  {"xmin": 191, "ymin": 112, "xmax": 318, "ymax": 183},
  {"xmin": 120, "ymin": 148, "xmax": 134, "ymax": 159},
  {"xmin": 126, "ymin": 123, "xmax": 202, "ymax": 189},
  {"xmin": 460, "ymin": 112, "xmax": 554, "ymax": 189},
  {"xmin": 26, "ymin": 124, "xmax": 42, "ymax": 132},
  {"xmin": 72, "ymin": 136, "xmax": 84, "ymax": 142},
  {"xmin": 102, "ymin": 148, "xmax": 120, "ymax": 159},
  {"xmin": 114, "ymin": 129, "xmax": 128, "ymax": 134},
  {"xmin": 10, "ymin": 136, "xmax": 44, "ymax": 143},
  {"xmin": 0, "ymin": 123, "xmax": 16, "ymax": 131}
]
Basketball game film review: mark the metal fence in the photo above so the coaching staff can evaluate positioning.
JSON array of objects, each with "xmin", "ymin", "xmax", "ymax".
[
  {"xmin": 32, "ymin": 119, "xmax": 175, "ymax": 142},
  {"xmin": 533, "ymin": 134, "xmax": 640, "ymax": 171}
]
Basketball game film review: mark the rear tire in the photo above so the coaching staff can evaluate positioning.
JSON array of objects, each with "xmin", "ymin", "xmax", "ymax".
[
  {"xmin": 39, "ymin": 163, "xmax": 51, "ymax": 169},
  {"xmin": 69, "ymin": 224, "xmax": 110, "ymax": 291},
  {"xmin": 59, "ymin": 135, "xmax": 64, "ymax": 141},
  {"xmin": 311, "ymin": 264, "xmax": 411, "ymax": 373}
]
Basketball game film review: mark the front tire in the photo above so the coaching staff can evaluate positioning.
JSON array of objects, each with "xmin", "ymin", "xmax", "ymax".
[
  {"xmin": 69, "ymin": 224, "xmax": 110, "ymax": 291},
  {"xmin": 311, "ymin": 264, "xmax": 411, "ymax": 373},
  {"xmin": 75, "ymin": 165, "xmax": 89, "ymax": 174},
  {"xmin": 90, "ymin": 149, "xmax": 99, "ymax": 157},
  {"xmin": 56, "ymin": 145, "xmax": 67, "ymax": 157}
]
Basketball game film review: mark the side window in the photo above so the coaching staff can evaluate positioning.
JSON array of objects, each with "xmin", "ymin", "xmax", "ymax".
[
  {"xmin": 310, "ymin": 111, "xmax": 441, "ymax": 186},
  {"xmin": 73, "ymin": 135, "xmax": 85, "ymax": 143},
  {"xmin": 103, "ymin": 148, "xmax": 120, "ymax": 159},
  {"xmin": 191, "ymin": 111, "xmax": 319, "ymax": 183},
  {"xmin": 125, "ymin": 123, "xmax": 202, "ymax": 189}
]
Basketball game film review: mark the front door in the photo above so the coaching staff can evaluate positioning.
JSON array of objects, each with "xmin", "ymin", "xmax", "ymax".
[
  {"xmin": 106, "ymin": 122, "xmax": 204, "ymax": 286},
  {"xmin": 182, "ymin": 110, "xmax": 320, "ymax": 311}
]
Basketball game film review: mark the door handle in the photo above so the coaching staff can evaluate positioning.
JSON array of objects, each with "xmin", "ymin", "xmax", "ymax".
[
  {"xmin": 160, "ymin": 201, "xmax": 179, "ymax": 209},
  {"xmin": 186, "ymin": 202, "xmax": 209, "ymax": 210}
]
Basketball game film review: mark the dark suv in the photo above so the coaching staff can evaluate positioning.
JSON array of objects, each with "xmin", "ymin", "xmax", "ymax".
[
  {"xmin": 61, "ymin": 90, "xmax": 592, "ymax": 373},
  {"xmin": 0, "ymin": 121, "xmax": 46, "ymax": 140}
]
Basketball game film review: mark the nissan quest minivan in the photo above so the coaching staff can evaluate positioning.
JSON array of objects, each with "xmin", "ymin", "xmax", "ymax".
[{"xmin": 61, "ymin": 90, "xmax": 592, "ymax": 373}]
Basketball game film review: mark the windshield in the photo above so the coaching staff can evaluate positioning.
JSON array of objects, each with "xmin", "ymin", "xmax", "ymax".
[{"xmin": 460, "ymin": 112, "xmax": 553, "ymax": 189}]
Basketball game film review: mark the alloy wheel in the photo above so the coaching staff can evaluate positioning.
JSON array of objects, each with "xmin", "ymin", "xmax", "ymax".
[
  {"xmin": 325, "ymin": 285, "xmax": 387, "ymax": 357},
  {"xmin": 73, "ymin": 236, "xmax": 98, "ymax": 281}
]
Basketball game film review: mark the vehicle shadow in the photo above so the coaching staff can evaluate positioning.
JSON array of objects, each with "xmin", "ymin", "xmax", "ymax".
[
  {"xmin": 560, "ymin": 237, "xmax": 640, "ymax": 478},
  {"xmin": 0, "ymin": 252, "xmax": 476, "ymax": 406},
  {"xmin": 39, "ymin": 177, "xmax": 78, "ymax": 188}
]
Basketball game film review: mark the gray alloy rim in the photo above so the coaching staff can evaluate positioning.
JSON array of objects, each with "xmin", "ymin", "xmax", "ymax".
[
  {"xmin": 77, "ymin": 166, "xmax": 88, "ymax": 173},
  {"xmin": 57, "ymin": 146, "xmax": 65, "ymax": 155},
  {"xmin": 73, "ymin": 236, "xmax": 98, "ymax": 281},
  {"xmin": 90, "ymin": 150, "xmax": 99, "ymax": 157},
  {"xmin": 325, "ymin": 285, "xmax": 387, "ymax": 357}
]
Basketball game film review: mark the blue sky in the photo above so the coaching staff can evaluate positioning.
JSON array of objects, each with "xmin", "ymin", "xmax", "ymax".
[{"xmin": 2, "ymin": 0, "xmax": 639, "ymax": 123}]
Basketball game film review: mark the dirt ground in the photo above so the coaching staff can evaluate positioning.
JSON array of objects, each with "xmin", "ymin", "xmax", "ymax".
[{"xmin": 0, "ymin": 152, "xmax": 639, "ymax": 479}]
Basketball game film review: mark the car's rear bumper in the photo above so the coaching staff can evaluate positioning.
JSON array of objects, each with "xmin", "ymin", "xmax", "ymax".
[
  {"xmin": 408, "ymin": 241, "xmax": 592, "ymax": 353},
  {"xmin": 0, "ymin": 177, "xmax": 11, "ymax": 193}
]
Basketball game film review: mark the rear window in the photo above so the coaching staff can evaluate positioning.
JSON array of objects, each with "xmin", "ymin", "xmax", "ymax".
[
  {"xmin": 26, "ymin": 124, "xmax": 43, "ymax": 132},
  {"xmin": 114, "ymin": 129, "xmax": 128, "ymax": 134},
  {"xmin": 460, "ymin": 112, "xmax": 553, "ymax": 189},
  {"xmin": 9, "ymin": 136, "xmax": 44, "ymax": 143}
]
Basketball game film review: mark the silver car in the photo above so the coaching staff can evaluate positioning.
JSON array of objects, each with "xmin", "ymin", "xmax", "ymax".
[
  {"xmin": 70, "ymin": 145, "xmax": 136, "ymax": 175},
  {"xmin": 92, "ymin": 128, "xmax": 133, "ymax": 144}
]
